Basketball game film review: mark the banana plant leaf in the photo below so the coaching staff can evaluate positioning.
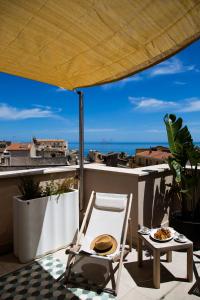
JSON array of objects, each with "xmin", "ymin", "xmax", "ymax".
[
  {"xmin": 168, "ymin": 157, "xmax": 182, "ymax": 183},
  {"xmin": 164, "ymin": 113, "xmax": 200, "ymax": 217},
  {"xmin": 164, "ymin": 114, "xmax": 193, "ymax": 166}
]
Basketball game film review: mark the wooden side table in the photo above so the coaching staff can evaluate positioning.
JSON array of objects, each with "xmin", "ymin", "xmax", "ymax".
[{"xmin": 138, "ymin": 232, "xmax": 193, "ymax": 288}]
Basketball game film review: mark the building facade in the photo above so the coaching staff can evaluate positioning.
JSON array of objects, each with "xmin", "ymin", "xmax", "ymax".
[
  {"xmin": 135, "ymin": 148, "xmax": 171, "ymax": 166},
  {"xmin": 31, "ymin": 138, "xmax": 68, "ymax": 158}
]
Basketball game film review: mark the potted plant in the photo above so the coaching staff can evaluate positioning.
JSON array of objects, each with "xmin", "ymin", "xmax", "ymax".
[
  {"xmin": 13, "ymin": 176, "xmax": 79, "ymax": 263},
  {"xmin": 164, "ymin": 113, "xmax": 200, "ymax": 247}
]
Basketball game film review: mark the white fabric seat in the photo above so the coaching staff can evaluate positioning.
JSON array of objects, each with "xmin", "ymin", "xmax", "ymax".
[
  {"xmin": 81, "ymin": 193, "xmax": 127, "ymax": 257},
  {"xmin": 60, "ymin": 191, "xmax": 133, "ymax": 296}
]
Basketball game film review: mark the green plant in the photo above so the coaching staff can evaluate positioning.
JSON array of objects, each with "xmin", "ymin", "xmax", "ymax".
[
  {"xmin": 42, "ymin": 177, "xmax": 76, "ymax": 196},
  {"xmin": 56, "ymin": 177, "xmax": 77, "ymax": 194},
  {"xmin": 164, "ymin": 113, "xmax": 200, "ymax": 219},
  {"xmin": 119, "ymin": 152, "xmax": 126, "ymax": 159},
  {"xmin": 18, "ymin": 177, "xmax": 42, "ymax": 200},
  {"xmin": 41, "ymin": 180, "xmax": 57, "ymax": 196},
  {"xmin": 18, "ymin": 176, "xmax": 77, "ymax": 200}
]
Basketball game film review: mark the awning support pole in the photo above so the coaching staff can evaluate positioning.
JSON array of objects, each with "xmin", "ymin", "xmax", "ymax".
[{"xmin": 77, "ymin": 90, "xmax": 84, "ymax": 211}]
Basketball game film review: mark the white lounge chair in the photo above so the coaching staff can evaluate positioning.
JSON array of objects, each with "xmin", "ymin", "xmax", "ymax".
[{"xmin": 60, "ymin": 191, "xmax": 133, "ymax": 296}]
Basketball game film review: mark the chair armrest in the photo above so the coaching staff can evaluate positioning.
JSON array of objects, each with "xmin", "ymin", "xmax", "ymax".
[{"xmin": 65, "ymin": 243, "xmax": 81, "ymax": 255}]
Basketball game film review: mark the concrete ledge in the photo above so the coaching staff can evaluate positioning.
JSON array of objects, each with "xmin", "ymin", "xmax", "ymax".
[
  {"xmin": 84, "ymin": 163, "xmax": 170, "ymax": 176},
  {"xmin": 0, "ymin": 163, "xmax": 171, "ymax": 179},
  {"xmin": 0, "ymin": 166, "xmax": 77, "ymax": 179}
]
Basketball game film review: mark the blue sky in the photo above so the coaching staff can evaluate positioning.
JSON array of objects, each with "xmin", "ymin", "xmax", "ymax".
[{"xmin": 0, "ymin": 39, "xmax": 200, "ymax": 143}]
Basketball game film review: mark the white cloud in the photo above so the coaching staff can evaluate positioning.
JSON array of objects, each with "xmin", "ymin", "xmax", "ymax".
[
  {"xmin": 101, "ymin": 58, "xmax": 196, "ymax": 90},
  {"xmin": 120, "ymin": 75, "xmax": 143, "ymax": 83},
  {"xmin": 0, "ymin": 103, "xmax": 58, "ymax": 120},
  {"xmin": 102, "ymin": 75, "xmax": 142, "ymax": 90},
  {"xmin": 174, "ymin": 81, "xmax": 186, "ymax": 85},
  {"xmin": 149, "ymin": 58, "xmax": 195, "ymax": 77},
  {"xmin": 145, "ymin": 129, "xmax": 164, "ymax": 133},
  {"xmin": 129, "ymin": 96, "xmax": 200, "ymax": 113},
  {"xmin": 56, "ymin": 87, "xmax": 67, "ymax": 92},
  {"xmin": 187, "ymin": 121, "xmax": 200, "ymax": 126},
  {"xmin": 85, "ymin": 128, "xmax": 116, "ymax": 133},
  {"xmin": 33, "ymin": 104, "xmax": 51, "ymax": 110},
  {"xmin": 45, "ymin": 128, "xmax": 116, "ymax": 133},
  {"xmin": 129, "ymin": 96, "xmax": 177, "ymax": 110},
  {"xmin": 34, "ymin": 104, "xmax": 62, "ymax": 113},
  {"xmin": 178, "ymin": 98, "xmax": 200, "ymax": 113}
]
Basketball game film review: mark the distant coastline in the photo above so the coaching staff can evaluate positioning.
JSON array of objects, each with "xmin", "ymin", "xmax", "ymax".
[
  {"xmin": 69, "ymin": 141, "xmax": 200, "ymax": 157},
  {"xmin": 69, "ymin": 142, "xmax": 169, "ymax": 156}
]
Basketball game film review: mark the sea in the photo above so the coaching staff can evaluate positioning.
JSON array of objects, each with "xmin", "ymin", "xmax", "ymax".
[
  {"xmin": 69, "ymin": 142, "xmax": 200, "ymax": 157},
  {"xmin": 69, "ymin": 142, "xmax": 167, "ymax": 157}
]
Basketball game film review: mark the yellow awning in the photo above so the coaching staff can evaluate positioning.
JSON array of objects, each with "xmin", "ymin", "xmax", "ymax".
[{"xmin": 0, "ymin": 0, "xmax": 200, "ymax": 90}]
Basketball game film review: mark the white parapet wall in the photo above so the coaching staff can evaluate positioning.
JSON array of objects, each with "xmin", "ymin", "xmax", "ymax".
[
  {"xmin": 0, "ymin": 166, "xmax": 77, "ymax": 255},
  {"xmin": 0, "ymin": 163, "xmax": 175, "ymax": 254},
  {"xmin": 83, "ymin": 163, "xmax": 173, "ymax": 243}
]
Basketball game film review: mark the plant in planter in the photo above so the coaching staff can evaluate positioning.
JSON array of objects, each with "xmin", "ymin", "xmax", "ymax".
[
  {"xmin": 13, "ymin": 176, "xmax": 79, "ymax": 262},
  {"xmin": 18, "ymin": 176, "xmax": 77, "ymax": 199},
  {"xmin": 18, "ymin": 176, "xmax": 42, "ymax": 200},
  {"xmin": 42, "ymin": 177, "xmax": 77, "ymax": 197},
  {"xmin": 164, "ymin": 113, "xmax": 200, "ymax": 246}
]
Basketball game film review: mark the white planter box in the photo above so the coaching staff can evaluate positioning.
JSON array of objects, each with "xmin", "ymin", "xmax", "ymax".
[{"xmin": 13, "ymin": 189, "xmax": 79, "ymax": 263}]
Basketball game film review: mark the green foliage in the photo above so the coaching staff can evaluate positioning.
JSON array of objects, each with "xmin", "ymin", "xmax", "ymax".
[
  {"xmin": 18, "ymin": 176, "xmax": 77, "ymax": 201},
  {"xmin": 164, "ymin": 114, "xmax": 200, "ymax": 218},
  {"xmin": 164, "ymin": 114, "xmax": 193, "ymax": 167},
  {"xmin": 18, "ymin": 177, "xmax": 42, "ymax": 200},
  {"xmin": 119, "ymin": 152, "xmax": 126, "ymax": 159},
  {"xmin": 41, "ymin": 180, "xmax": 57, "ymax": 196},
  {"xmin": 41, "ymin": 177, "xmax": 76, "ymax": 196},
  {"xmin": 56, "ymin": 177, "xmax": 76, "ymax": 194}
]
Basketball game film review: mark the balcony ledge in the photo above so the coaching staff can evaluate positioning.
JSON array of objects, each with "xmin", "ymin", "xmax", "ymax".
[
  {"xmin": 0, "ymin": 163, "xmax": 172, "ymax": 179},
  {"xmin": 84, "ymin": 163, "xmax": 170, "ymax": 176},
  {"xmin": 0, "ymin": 166, "xmax": 77, "ymax": 179}
]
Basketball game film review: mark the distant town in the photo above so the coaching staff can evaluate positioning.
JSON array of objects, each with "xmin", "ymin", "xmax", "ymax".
[{"xmin": 0, "ymin": 138, "xmax": 172, "ymax": 171}]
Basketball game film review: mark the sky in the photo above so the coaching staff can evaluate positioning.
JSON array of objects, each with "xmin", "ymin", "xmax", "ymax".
[{"xmin": 0, "ymin": 39, "xmax": 200, "ymax": 143}]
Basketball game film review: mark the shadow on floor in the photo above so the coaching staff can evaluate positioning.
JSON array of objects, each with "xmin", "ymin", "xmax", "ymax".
[
  {"xmin": 188, "ymin": 253, "xmax": 200, "ymax": 297},
  {"xmin": 124, "ymin": 259, "xmax": 188, "ymax": 289},
  {"xmin": 0, "ymin": 252, "xmax": 29, "ymax": 278},
  {"xmin": 64, "ymin": 255, "xmax": 117, "ymax": 295},
  {"xmin": 0, "ymin": 259, "xmax": 81, "ymax": 299}
]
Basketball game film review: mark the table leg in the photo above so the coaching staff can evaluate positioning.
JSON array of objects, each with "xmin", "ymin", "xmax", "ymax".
[
  {"xmin": 138, "ymin": 236, "xmax": 143, "ymax": 267},
  {"xmin": 153, "ymin": 249, "xmax": 160, "ymax": 289},
  {"xmin": 166, "ymin": 251, "xmax": 172, "ymax": 262},
  {"xmin": 187, "ymin": 246, "xmax": 193, "ymax": 282}
]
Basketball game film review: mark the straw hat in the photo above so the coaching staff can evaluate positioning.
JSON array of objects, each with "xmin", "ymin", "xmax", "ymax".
[{"xmin": 90, "ymin": 234, "xmax": 117, "ymax": 256}]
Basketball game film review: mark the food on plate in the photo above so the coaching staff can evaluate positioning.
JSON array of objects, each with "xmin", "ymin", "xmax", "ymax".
[{"xmin": 154, "ymin": 228, "xmax": 171, "ymax": 240}]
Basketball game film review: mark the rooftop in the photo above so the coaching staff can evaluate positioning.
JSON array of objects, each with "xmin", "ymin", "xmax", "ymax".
[
  {"xmin": 136, "ymin": 150, "xmax": 172, "ymax": 160},
  {"xmin": 0, "ymin": 246, "xmax": 199, "ymax": 299},
  {"xmin": 6, "ymin": 143, "xmax": 31, "ymax": 151},
  {"xmin": 0, "ymin": 164, "xmax": 199, "ymax": 299},
  {"xmin": 0, "ymin": 3, "xmax": 200, "ymax": 299},
  {"xmin": 35, "ymin": 139, "xmax": 65, "ymax": 143}
]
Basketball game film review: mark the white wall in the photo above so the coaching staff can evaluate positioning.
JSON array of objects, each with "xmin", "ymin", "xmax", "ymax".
[{"xmin": 0, "ymin": 167, "xmax": 77, "ymax": 254}]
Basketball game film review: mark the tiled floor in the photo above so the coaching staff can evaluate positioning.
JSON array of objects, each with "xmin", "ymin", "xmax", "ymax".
[{"xmin": 0, "ymin": 247, "xmax": 200, "ymax": 299}]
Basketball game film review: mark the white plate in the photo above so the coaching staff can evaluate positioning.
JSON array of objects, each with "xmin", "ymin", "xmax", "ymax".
[
  {"xmin": 174, "ymin": 236, "xmax": 187, "ymax": 243},
  {"xmin": 150, "ymin": 228, "xmax": 174, "ymax": 242},
  {"xmin": 138, "ymin": 229, "xmax": 150, "ymax": 235}
]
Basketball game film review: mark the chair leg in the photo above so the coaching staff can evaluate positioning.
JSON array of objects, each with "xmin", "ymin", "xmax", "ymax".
[
  {"xmin": 66, "ymin": 253, "xmax": 78, "ymax": 283},
  {"xmin": 56, "ymin": 272, "xmax": 65, "ymax": 282},
  {"xmin": 56, "ymin": 252, "xmax": 75, "ymax": 283},
  {"xmin": 114, "ymin": 194, "xmax": 132, "ymax": 294},
  {"xmin": 128, "ymin": 217, "xmax": 132, "ymax": 252},
  {"xmin": 65, "ymin": 262, "xmax": 73, "ymax": 284},
  {"xmin": 115, "ymin": 254, "xmax": 124, "ymax": 295},
  {"xmin": 108, "ymin": 260, "xmax": 116, "ymax": 291}
]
